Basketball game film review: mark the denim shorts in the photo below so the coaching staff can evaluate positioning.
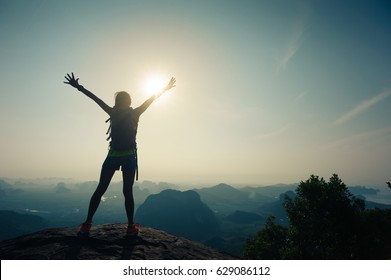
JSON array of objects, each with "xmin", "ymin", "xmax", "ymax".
[{"xmin": 102, "ymin": 154, "xmax": 137, "ymax": 171}]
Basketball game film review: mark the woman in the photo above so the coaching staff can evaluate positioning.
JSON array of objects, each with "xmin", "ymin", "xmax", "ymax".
[{"xmin": 64, "ymin": 72, "xmax": 176, "ymax": 237}]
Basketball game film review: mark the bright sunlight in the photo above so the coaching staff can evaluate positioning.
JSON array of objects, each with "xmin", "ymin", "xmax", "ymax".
[{"xmin": 144, "ymin": 74, "xmax": 167, "ymax": 95}]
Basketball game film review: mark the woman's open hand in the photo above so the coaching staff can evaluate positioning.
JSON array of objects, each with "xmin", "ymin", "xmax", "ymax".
[
  {"xmin": 163, "ymin": 77, "xmax": 176, "ymax": 92},
  {"xmin": 64, "ymin": 72, "xmax": 81, "ymax": 89}
]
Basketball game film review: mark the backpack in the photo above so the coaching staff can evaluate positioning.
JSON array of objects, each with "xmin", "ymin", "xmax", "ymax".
[
  {"xmin": 105, "ymin": 108, "xmax": 139, "ymax": 150},
  {"xmin": 105, "ymin": 108, "xmax": 140, "ymax": 179}
]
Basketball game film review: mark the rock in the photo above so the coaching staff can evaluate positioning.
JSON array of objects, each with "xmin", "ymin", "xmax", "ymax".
[{"xmin": 0, "ymin": 223, "xmax": 238, "ymax": 260}]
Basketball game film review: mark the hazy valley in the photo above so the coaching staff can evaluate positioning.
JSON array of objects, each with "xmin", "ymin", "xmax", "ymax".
[{"xmin": 1, "ymin": 177, "xmax": 390, "ymax": 256}]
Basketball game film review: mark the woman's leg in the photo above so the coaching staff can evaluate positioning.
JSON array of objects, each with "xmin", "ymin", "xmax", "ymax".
[
  {"xmin": 84, "ymin": 167, "xmax": 116, "ymax": 224},
  {"xmin": 122, "ymin": 168, "xmax": 136, "ymax": 225}
]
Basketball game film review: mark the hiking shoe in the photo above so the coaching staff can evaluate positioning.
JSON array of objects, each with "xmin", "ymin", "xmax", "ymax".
[
  {"xmin": 77, "ymin": 222, "xmax": 92, "ymax": 237},
  {"xmin": 126, "ymin": 223, "xmax": 140, "ymax": 237}
]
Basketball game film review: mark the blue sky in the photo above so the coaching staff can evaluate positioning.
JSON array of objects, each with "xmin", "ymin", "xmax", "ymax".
[{"xmin": 0, "ymin": 0, "xmax": 390, "ymax": 186}]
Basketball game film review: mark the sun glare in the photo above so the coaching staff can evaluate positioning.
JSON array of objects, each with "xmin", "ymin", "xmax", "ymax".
[{"xmin": 144, "ymin": 75, "xmax": 167, "ymax": 95}]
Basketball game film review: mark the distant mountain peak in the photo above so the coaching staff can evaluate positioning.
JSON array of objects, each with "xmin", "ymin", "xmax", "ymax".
[
  {"xmin": 54, "ymin": 183, "xmax": 71, "ymax": 194},
  {"xmin": 213, "ymin": 183, "xmax": 235, "ymax": 189},
  {"xmin": 0, "ymin": 179, "xmax": 13, "ymax": 189},
  {"xmin": 0, "ymin": 224, "xmax": 237, "ymax": 260},
  {"xmin": 197, "ymin": 183, "xmax": 245, "ymax": 197},
  {"xmin": 135, "ymin": 190, "xmax": 220, "ymax": 242}
]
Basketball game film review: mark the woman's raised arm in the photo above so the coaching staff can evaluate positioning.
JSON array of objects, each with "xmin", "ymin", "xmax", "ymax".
[
  {"xmin": 135, "ymin": 77, "xmax": 176, "ymax": 115},
  {"xmin": 64, "ymin": 72, "xmax": 112, "ymax": 115}
]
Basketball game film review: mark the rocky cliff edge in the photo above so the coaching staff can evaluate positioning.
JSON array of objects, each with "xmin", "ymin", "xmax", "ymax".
[{"xmin": 0, "ymin": 223, "xmax": 238, "ymax": 260}]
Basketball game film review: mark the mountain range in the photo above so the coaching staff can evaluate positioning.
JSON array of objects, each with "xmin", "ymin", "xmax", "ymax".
[{"xmin": 1, "ymin": 177, "xmax": 390, "ymax": 257}]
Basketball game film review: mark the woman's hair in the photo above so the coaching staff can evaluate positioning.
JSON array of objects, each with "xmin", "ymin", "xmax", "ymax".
[{"xmin": 114, "ymin": 91, "xmax": 131, "ymax": 108}]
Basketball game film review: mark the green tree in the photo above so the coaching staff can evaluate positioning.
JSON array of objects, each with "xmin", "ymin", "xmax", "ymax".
[
  {"xmin": 284, "ymin": 174, "xmax": 364, "ymax": 259},
  {"xmin": 353, "ymin": 208, "xmax": 391, "ymax": 259},
  {"xmin": 244, "ymin": 174, "xmax": 372, "ymax": 259},
  {"xmin": 244, "ymin": 216, "xmax": 288, "ymax": 259}
]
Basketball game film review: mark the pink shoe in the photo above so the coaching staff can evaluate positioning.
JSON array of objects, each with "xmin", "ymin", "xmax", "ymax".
[
  {"xmin": 126, "ymin": 223, "xmax": 140, "ymax": 237},
  {"xmin": 77, "ymin": 222, "xmax": 92, "ymax": 237}
]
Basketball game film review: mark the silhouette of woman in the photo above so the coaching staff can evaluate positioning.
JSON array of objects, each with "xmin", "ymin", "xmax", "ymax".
[{"xmin": 64, "ymin": 72, "xmax": 176, "ymax": 237}]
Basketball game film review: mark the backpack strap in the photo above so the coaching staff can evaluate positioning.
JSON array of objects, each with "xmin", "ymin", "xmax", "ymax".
[
  {"xmin": 135, "ymin": 148, "xmax": 139, "ymax": 181},
  {"xmin": 105, "ymin": 117, "xmax": 112, "ymax": 141}
]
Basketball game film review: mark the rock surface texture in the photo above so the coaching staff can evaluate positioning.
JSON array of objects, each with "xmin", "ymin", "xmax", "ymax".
[{"xmin": 0, "ymin": 223, "xmax": 238, "ymax": 260}]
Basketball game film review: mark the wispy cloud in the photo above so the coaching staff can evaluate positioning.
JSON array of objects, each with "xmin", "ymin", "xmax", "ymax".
[
  {"xmin": 277, "ymin": 3, "xmax": 310, "ymax": 72},
  {"xmin": 334, "ymin": 89, "xmax": 391, "ymax": 126},
  {"xmin": 257, "ymin": 124, "xmax": 290, "ymax": 140},
  {"xmin": 323, "ymin": 126, "xmax": 391, "ymax": 150},
  {"xmin": 291, "ymin": 91, "xmax": 307, "ymax": 107},
  {"xmin": 277, "ymin": 27, "xmax": 305, "ymax": 72}
]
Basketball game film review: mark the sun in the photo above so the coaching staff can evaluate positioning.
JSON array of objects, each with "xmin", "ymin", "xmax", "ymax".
[{"xmin": 144, "ymin": 74, "xmax": 167, "ymax": 95}]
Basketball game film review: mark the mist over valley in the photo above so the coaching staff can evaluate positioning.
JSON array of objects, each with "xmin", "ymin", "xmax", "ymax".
[{"xmin": 1, "ymin": 177, "xmax": 390, "ymax": 256}]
